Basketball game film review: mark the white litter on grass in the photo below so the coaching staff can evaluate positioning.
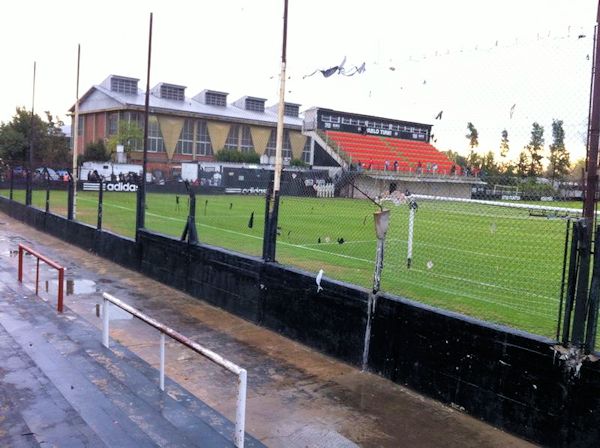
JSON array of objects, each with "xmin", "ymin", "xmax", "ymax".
[
  {"xmin": 316, "ymin": 269, "xmax": 324, "ymax": 293},
  {"xmin": 426, "ymin": 261, "xmax": 434, "ymax": 270}
]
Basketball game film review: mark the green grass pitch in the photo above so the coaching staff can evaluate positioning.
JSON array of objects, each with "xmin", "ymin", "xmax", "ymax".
[{"xmin": 3, "ymin": 188, "xmax": 582, "ymax": 339}]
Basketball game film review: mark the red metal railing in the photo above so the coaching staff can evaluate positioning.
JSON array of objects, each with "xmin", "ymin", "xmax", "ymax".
[{"xmin": 18, "ymin": 244, "xmax": 65, "ymax": 313}]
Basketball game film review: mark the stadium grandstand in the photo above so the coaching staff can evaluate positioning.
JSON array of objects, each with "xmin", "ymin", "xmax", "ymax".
[
  {"xmin": 303, "ymin": 107, "xmax": 481, "ymax": 198},
  {"xmin": 71, "ymin": 76, "xmax": 482, "ymax": 198}
]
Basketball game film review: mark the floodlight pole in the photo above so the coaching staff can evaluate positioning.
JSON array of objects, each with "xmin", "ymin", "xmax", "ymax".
[
  {"xmin": 264, "ymin": 0, "xmax": 288, "ymax": 261},
  {"xmin": 568, "ymin": 2, "xmax": 600, "ymax": 350},
  {"xmin": 71, "ymin": 44, "xmax": 81, "ymax": 220},
  {"xmin": 26, "ymin": 61, "xmax": 36, "ymax": 206},
  {"xmin": 273, "ymin": 0, "xmax": 288, "ymax": 194},
  {"xmin": 136, "ymin": 12, "xmax": 153, "ymax": 235}
]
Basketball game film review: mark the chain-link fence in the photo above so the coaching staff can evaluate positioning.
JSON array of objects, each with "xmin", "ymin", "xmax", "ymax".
[{"xmin": 1, "ymin": 7, "xmax": 599, "ymax": 347}]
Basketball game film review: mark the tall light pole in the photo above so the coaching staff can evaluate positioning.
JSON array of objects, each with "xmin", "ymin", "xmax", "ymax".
[
  {"xmin": 264, "ymin": 0, "xmax": 289, "ymax": 261},
  {"xmin": 71, "ymin": 44, "xmax": 81, "ymax": 219},
  {"xmin": 136, "ymin": 12, "xmax": 153, "ymax": 234},
  {"xmin": 273, "ymin": 0, "xmax": 289, "ymax": 193},
  {"xmin": 26, "ymin": 61, "xmax": 36, "ymax": 206}
]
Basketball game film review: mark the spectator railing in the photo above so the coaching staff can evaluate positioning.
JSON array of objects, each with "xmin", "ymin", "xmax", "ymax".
[
  {"xmin": 101, "ymin": 292, "xmax": 248, "ymax": 448},
  {"xmin": 18, "ymin": 244, "xmax": 65, "ymax": 313}
]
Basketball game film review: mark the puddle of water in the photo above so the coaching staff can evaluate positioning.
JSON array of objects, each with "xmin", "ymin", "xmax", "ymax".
[
  {"xmin": 95, "ymin": 303, "xmax": 133, "ymax": 320},
  {"xmin": 8, "ymin": 236, "xmax": 27, "ymax": 242},
  {"xmin": 66, "ymin": 279, "xmax": 97, "ymax": 295},
  {"xmin": 43, "ymin": 279, "xmax": 98, "ymax": 296}
]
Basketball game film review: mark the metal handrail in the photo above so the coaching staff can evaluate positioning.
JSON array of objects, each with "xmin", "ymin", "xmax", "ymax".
[
  {"xmin": 101, "ymin": 292, "xmax": 247, "ymax": 448},
  {"xmin": 18, "ymin": 244, "xmax": 65, "ymax": 312}
]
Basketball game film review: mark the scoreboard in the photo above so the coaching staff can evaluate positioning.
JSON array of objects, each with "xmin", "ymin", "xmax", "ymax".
[{"xmin": 313, "ymin": 108, "xmax": 432, "ymax": 142}]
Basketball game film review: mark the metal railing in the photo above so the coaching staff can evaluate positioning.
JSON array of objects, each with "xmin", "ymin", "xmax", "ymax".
[
  {"xmin": 101, "ymin": 292, "xmax": 248, "ymax": 448},
  {"xmin": 18, "ymin": 243, "xmax": 65, "ymax": 313}
]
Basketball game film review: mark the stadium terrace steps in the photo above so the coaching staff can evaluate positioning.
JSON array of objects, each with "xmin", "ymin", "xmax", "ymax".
[
  {"xmin": 0, "ymin": 278, "xmax": 262, "ymax": 447},
  {"xmin": 325, "ymin": 130, "xmax": 455, "ymax": 172}
]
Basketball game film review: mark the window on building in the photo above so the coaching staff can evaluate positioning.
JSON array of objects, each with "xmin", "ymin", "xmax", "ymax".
[
  {"xmin": 205, "ymin": 92, "xmax": 227, "ymax": 107},
  {"xmin": 239, "ymin": 126, "xmax": 253, "ymax": 153},
  {"xmin": 284, "ymin": 104, "xmax": 299, "ymax": 117},
  {"xmin": 224, "ymin": 124, "xmax": 240, "ymax": 150},
  {"xmin": 120, "ymin": 111, "xmax": 143, "ymax": 150},
  {"xmin": 321, "ymin": 115, "xmax": 340, "ymax": 123},
  {"xmin": 245, "ymin": 99, "xmax": 265, "ymax": 113},
  {"xmin": 147, "ymin": 116, "xmax": 165, "ymax": 152},
  {"xmin": 302, "ymin": 138, "xmax": 311, "ymax": 164},
  {"xmin": 77, "ymin": 115, "xmax": 84, "ymax": 136},
  {"xmin": 176, "ymin": 119, "xmax": 194, "ymax": 155},
  {"xmin": 107, "ymin": 113, "xmax": 119, "ymax": 135},
  {"xmin": 160, "ymin": 85, "xmax": 185, "ymax": 101},
  {"xmin": 196, "ymin": 120, "xmax": 213, "ymax": 156},
  {"xmin": 110, "ymin": 77, "xmax": 138, "ymax": 94},
  {"xmin": 266, "ymin": 129, "xmax": 291, "ymax": 159}
]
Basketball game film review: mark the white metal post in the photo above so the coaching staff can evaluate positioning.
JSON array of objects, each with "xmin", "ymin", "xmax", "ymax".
[
  {"xmin": 407, "ymin": 205, "xmax": 415, "ymax": 268},
  {"xmin": 234, "ymin": 369, "xmax": 247, "ymax": 448},
  {"xmin": 159, "ymin": 332, "xmax": 165, "ymax": 391},
  {"xmin": 102, "ymin": 298, "xmax": 110, "ymax": 348}
]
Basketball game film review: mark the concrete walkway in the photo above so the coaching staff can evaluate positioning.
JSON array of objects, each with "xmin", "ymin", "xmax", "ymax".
[{"xmin": 0, "ymin": 212, "xmax": 537, "ymax": 447}]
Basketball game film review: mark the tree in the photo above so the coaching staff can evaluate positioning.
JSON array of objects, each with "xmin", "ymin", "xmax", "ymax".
[
  {"xmin": 525, "ymin": 122, "xmax": 544, "ymax": 176},
  {"xmin": 106, "ymin": 121, "xmax": 143, "ymax": 159},
  {"xmin": 567, "ymin": 158, "xmax": 586, "ymax": 183},
  {"xmin": 480, "ymin": 150, "xmax": 500, "ymax": 177},
  {"xmin": 442, "ymin": 150, "xmax": 468, "ymax": 170},
  {"xmin": 41, "ymin": 112, "xmax": 70, "ymax": 165},
  {"xmin": 547, "ymin": 119, "xmax": 570, "ymax": 182},
  {"xmin": 0, "ymin": 107, "xmax": 70, "ymax": 165},
  {"xmin": 516, "ymin": 151, "xmax": 529, "ymax": 177},
  {"xmin": 465, "ymin": 122, "xmax": 479, "ymax": 166},
  {"xmin": 83, "ymin": 140, "xmax": 109, "ymax": 162},
  {"xmin": 500, "ymin": 129, "xmax": 509, "ymax": 158}
]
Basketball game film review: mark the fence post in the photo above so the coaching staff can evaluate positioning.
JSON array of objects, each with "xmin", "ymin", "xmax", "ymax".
[
  {"xmin": 585, "ymin": 224, "xmax": 600, "ymax": 351},
  {"xmin": 180, "ymin": 181, "xmax": 198, "ymax": 244},
  {"xmin": 97, "ymin": 178, "xmax": 103, "ymax": 230},
  {"xmin": 262, "ymin": 183, "xmax": 273, "ymax": 260},
  {"xmin": 25, "ymin": 168, "xmax": 32, "ymax": 206},
  {"xmin": 45, "ymin": 170, "xmax": 50, "ymax": 213},
  {"xmin": 67, "ymin": 174, "xmax": 74, "ymax": 220},
  {"xmin": 372, "ymin": 209, "xmax": 390, "ymax": 294},
  {"xmin": 9, "ymin": 168, "xmax": 14, "ymax": 200},
  {"xmin": 562, "ymin": 220, "xmax": 582, "ymax": 345},
  {"xmin": 102, "ymin": 297, "xmax": 110, "ymax": 348},
  {"xmin": 571, "ymin": 219, "xmax": 591, "ymax": 347}
]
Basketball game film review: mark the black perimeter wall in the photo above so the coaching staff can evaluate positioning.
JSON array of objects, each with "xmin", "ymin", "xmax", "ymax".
[{"xmin": 1, "ymin": 196, "xmax": 599, "ymax": 448}]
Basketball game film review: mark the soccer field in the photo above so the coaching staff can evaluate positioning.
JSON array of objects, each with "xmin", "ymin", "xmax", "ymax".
[{"xmin": 3, "ymin": 188, "xmax": 581, "ymax": 338}]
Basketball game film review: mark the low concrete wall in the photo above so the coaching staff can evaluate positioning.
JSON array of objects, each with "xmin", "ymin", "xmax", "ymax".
[
  {"xmin": 1, "ymin": 196, "xmax": 598, "ymax": 447},
  {"xmin": 368, "ymin": 293, "xmax": 600, "ymax": 447},
  {"xmin": 352, "ymin": 176, "xmax": 473, "ymax": 199}
]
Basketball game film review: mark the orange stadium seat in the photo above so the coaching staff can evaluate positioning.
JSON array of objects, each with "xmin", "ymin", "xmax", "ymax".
[{"xmin": 325, "ymin": 131, "xmax": 455, "ymax": 174}]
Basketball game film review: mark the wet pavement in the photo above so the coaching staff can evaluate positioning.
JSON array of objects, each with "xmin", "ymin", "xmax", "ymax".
[{"xmin": 0, "ymin": 212, "xmax": 538, "ymax": 447}]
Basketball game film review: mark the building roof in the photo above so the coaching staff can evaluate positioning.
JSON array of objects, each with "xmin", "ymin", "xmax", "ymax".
[{"xmin": 72, "ymin": 78, "xmax": 303, "ymax": 128}]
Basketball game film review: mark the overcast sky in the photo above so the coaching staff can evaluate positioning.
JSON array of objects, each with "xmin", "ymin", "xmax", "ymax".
[{"xmin": 0, "ymin": 0, "xmax": 596, "ymax": 161}]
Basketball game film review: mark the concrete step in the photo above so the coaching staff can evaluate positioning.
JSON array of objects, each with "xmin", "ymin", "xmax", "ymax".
[
  {"xmin": 20, "ymin": 304, "xmax": 244, "ymax": 447},
  {"xmin": 0, "ymin": 324, "xmax": 104, "ymax": 448},
  {"xmin": 0, "ymin": 283, "xmax": 260, "ymax": 447}
]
